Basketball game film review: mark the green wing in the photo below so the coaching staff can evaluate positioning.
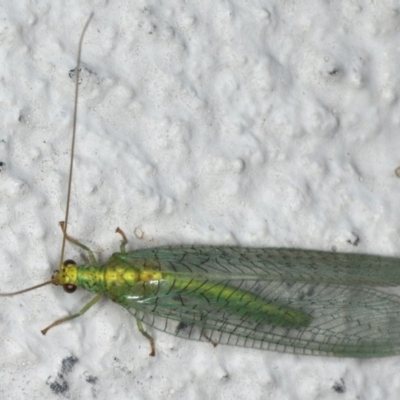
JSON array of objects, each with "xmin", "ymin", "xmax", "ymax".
[
  {"xmin": 119, "ymin": 246, "xmax": 400, "ymax": 357},
  {"xmin": 125, "ymin": 246, "xmax": 400, "ymax": 285}
]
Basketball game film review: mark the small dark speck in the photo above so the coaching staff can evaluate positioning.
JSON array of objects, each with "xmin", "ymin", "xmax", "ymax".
[
  {"xmin": 220, "ymin": 372, "xmax": 230, "ymax": 382},
  {"xmin": 306, "ymin": 286, "xmax": 315, "ymax": 297},
  {"xmin": 347, "ymin": 234, "xmax": 360, "ymax": 247},
  {"xmin": 49, "ymin": 379, "xmax": 69, "ymax": 395},
  {"xmin": 62, "ymin": 356, "xmax": 79, "ymax": 374},
  {"xmin": 47, "ymin": 355, "xmax": 79, "ymax": 396},
  {"xmin": 68, "ymin": 68, "xmax": 82, "ymax": 78},
  {"xmin": 332, "ymin": 379, "xmax": 346, "ymax": 394},
  {"xmin": 175, "ymin": 321, "xmax": 190, "ymax": 334},
  {"xmin": 328, "ymin": 68, "xmax": 341, "ymax": 76},
  {"xmin": 0, "ymin": 162, "xmax": 4, "ymax": 171},
  {"xmin": 69, "ymin": 67, "xmax": 92, "ymax": 83},
  {"xmin": 86, "ymin": 375, "xmax": 98, "ymax": 384}
]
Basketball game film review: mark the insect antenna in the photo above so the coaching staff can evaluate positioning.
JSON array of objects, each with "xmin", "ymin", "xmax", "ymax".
[
  {"xmin": 59, "ymin": 12, "xmax": 94, "ymax": 266},
  {"xmin": 0, "ymin": 13, "xmax": 94, "ymax": 296},
  {"xmin": 0, "ymin": 280, "xmax": 56, "ymax": 296}
]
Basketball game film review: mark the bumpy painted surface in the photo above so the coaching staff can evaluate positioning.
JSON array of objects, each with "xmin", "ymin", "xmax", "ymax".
[{"xmin": 2, "ymin": 1, "xmax": 400, "ymax": 399}]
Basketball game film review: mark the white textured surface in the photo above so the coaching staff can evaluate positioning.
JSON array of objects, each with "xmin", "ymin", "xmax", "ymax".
[{"xmin": 1, "ymin": 1, "xmax": 400, "ymax": 399}]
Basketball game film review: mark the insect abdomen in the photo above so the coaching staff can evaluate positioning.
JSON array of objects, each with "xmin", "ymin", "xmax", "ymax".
[{"xmin": 153, "ymin": 273, "xmax": 312, "ymax": 328}]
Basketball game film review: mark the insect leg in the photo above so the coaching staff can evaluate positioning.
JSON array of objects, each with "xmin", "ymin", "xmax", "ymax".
[
  {"xmin": 135, "ymin": 318, "xmax": 156, "ymax": 356},
  {"xmin": 59, "ymin": 221, "xmax": 97, "ymax": 263},
  {"xmin": 115, "ymin": 227, "xmax": 128, "ymax": 253},
  {"xmin": 201, "ymin": 330, "xmax": 218, "ymax": 348},
  {"xmin": 41, "ymin": 292, "xmax": 102, "ymax": 335}
]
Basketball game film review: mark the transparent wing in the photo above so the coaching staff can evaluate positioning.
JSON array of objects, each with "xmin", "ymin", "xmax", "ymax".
[
  {"xmin": 127, "ymin": 280, "xmax": 400, "ymax": 357},
  {"xmin": 117, "ymin": 247, "xmax": 400, "ymax": 357},
  {"xmin": 125, "ymin": 246, "xmax": 400, "ymax": 286}
]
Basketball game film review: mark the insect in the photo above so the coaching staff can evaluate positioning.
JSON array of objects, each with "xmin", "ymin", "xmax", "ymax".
[{"xmin": 2, "ymin": 14, "xmax": 400, "ymax": 359}]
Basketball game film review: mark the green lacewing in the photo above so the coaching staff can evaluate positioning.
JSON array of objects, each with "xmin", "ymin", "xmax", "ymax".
[{"xmin": 2, "ymin": 14, "xmax": 400, "ymax": 358}]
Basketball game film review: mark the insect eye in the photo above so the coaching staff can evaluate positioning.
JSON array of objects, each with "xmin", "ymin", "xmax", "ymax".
[
  {"xmin": 63, "ymin": 284, "xmax": 77, "ymax": 293},
  {"xmin": 63, "ymin": 259, "xmax": 76, "ymax": 266}
]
